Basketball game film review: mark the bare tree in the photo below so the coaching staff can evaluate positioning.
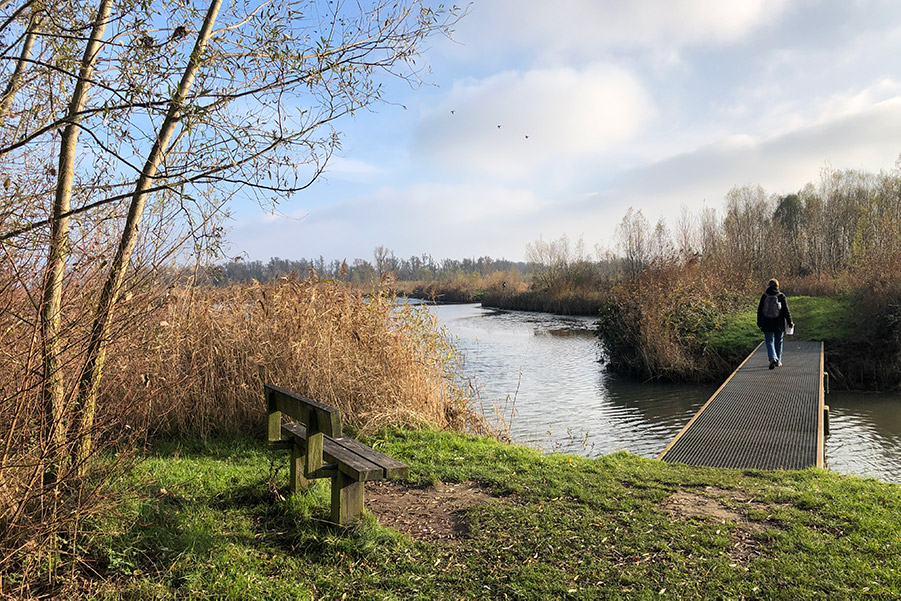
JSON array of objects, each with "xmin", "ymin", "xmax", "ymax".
[
  {"xmin": 526, "ymin": 233, "xmax": 582, "ymax": 289},
  {"xmin": 40, "ymin": 0, "xmax": 114, "ymax": 466},
  {"xmin": 616, "ymin": 207, "xmax": 651, "ymax": 278},
  {"xmin": 674, "ymin": 205, "xmax": 700, "ymax": 260},
  {"xmin": 722, "ymin": 185, "xmax": 772, "ymax": 274}
]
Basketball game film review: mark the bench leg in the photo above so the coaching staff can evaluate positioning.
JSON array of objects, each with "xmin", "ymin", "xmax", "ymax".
[
  {"xmin": 331, "ymin": 472, "xmax": 364, "ymax": 525},
  {"xmin": 289, "ymin": 443, "xmax": 310, "ymax": 492}
]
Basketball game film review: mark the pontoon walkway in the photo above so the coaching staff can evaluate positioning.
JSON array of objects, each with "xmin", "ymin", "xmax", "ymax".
[{"xmin": 658, "ymin": 341, "xmax": 826, "ymax": 470}]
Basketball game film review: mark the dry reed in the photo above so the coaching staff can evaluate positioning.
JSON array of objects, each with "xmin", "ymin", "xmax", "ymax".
[
  {"xmin": 100, "ymin": 276, "xmax": 482, "ymax": 438},
  {"xmin": 1, "ymin": 270, "xmax": 482, "ymax": 592},
  {"xmin": 0, "ymin": 266, "xmax": 138, "ymax": 596},
  {"xmin": 597, "ymin": 259, "xmax": 746, "ymax": 381}
]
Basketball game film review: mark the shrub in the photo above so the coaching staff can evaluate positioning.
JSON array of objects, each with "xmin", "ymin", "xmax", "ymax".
[{"xmin": 596, "ymin": 262, "xmax": 742, "ymax": 382}]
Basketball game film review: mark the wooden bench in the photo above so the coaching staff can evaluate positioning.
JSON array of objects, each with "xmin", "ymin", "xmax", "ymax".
[{"xmin": 265, "ymin": 383, "xmax": 409, "ymax": 525}]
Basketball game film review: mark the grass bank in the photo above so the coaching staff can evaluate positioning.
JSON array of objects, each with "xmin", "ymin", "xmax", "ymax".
[
  {"xmin": 708, "ymin": 296, "xmax": 899, "ymax": 390},
  {"xmin": 0, "ymin": 279, "xmax": 485, "ymax": 592},
  {"xmin": 708, "ymin": 296, "xmax": 855, "ymax": 358},
  {"xmin": 57, "ymin": 431, "xmax": 901, "ymax": 599}
]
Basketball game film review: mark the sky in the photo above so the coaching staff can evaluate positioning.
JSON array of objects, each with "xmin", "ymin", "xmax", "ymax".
[{"xmin": 227, "ymin": 0, "xmax": 901, "ymax": 263}]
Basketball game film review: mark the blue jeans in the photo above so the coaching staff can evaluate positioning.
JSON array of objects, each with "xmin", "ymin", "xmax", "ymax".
[{"xmin": 765, "ymin": 331, "xmax": 784, "ymax": 363}]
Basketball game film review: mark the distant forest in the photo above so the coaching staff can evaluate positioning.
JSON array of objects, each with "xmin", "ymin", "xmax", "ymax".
[{"xmin": 211, "ymin": 247, "xmax": 529, "ymax": 285}]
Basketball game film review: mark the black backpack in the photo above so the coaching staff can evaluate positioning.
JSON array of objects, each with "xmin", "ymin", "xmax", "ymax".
[{"xmin": 762, "ymin": 294, "xmax": 781, "ymax": 319}]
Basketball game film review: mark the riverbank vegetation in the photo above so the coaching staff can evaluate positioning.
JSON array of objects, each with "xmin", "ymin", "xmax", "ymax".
[
  {"xmin": 47, "ymin": 431, "xmax": 901, "ymax": 598},
  {"xmin": 0, "ymin": 0, "xmax": 463, "ymax": 591},
  {"xmin": 211, "ymin": 164, "xmax": 901, "ymax": 390},
  {"xmin": 381, "ymin": 164, "xmax": 900, "ymax": 389},
  {"xmin": 593, "ymin": 164, "xmax": 901, "ymax": 389},
  {"xmin": 0, "ymin": 278, "xmax": 480, "ymax": 594}
]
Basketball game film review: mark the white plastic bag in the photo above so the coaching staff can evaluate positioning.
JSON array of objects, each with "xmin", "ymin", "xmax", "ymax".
[{"xmin": 786, "ymin": 322, "xmax": 794, "ymax": 335}]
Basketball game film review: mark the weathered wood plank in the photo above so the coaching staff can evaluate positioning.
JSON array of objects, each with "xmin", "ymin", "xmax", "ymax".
[
  {"xmin": 267, "ymin": 394, "xmax": 282, "ymax": 444},
  {"xmin": 322, "ymin": 440, "xmax": 384, "ymax": 482},
  {"xmin": 331, "ymin": 471, "xmax": 364, "ymax": 525},
  {"xmin": 331, "ymin": 436, "xmax": 410, "ymax": 479},
  {"xmin": 289, "ymin": 443, "xmax": 309, "ymax": 492},
  {"xmin": 281, "ymin": 423, "xmax": 384, "ymax": 482},
  {"xmin": 265, "ymin": 383, "xmax": 342, "ymax": 436},
  {"xmin": 304, "ymin": 431, "xmax": 324, "ymax": 478}
]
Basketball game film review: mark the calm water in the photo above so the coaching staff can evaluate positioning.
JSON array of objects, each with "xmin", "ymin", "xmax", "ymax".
[{"xmin": 430, "ymin": 302, "xmax": 901, "ymax": 484}]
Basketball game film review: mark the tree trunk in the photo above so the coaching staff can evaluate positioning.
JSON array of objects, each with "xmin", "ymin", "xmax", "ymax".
[
  {"xmin": 75, "ymin": 0, "xmax": 223, "ymax": 465},
  {"xmin": 40, "ymin": 0, "xmax": 112, "ymax": 460},
  {"xmin": 0, "ymin": 9, "xmax": 43, "ymax": 128}
]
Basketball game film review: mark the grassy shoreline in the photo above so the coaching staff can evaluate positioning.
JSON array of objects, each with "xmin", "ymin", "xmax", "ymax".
[
  {"xmin": 706, "ymin": 296, "xmax": 899, "ymax": 391},
  {"xmin": 63, "ymin": 431, "xmax": 901, "ymax": 599}
]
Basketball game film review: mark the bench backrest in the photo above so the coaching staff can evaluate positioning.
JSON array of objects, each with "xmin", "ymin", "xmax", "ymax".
[{"xmin": 265, "ymin": 383, "xmax": 342, "ymax": 443}]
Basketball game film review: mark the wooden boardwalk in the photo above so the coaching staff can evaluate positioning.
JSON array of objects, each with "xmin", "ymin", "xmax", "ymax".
[{"xmin": 658, "ymin": 341, "xmax": 825, "ymax": 470}]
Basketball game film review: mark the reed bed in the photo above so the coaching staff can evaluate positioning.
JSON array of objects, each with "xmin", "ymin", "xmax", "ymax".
[
  {"xmin": 101, "ymin": 276, "xmax": 481, "ymax": 438},
  {"xmin": 393, "ymin": 270, "xmax": 527, "ymax": 304},
  {"xmin": 1, "ymin": 273, "xmax": 481, "ymax": 593},
  {"xmin": 0, "ymin": 269, "xmax": 139, "ymax": 595},
  {"xmin": 596, "ymin": 260, "xmax": 749, "ymax": 381}
]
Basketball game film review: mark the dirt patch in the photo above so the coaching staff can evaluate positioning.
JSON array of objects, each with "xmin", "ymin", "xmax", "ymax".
[
  {"xmin": 661, "ymin": 487, "xmax": 779, "ymax": 564},
  {"xmin": 366, "ymin": 481, "xmax": 494, "ymax": 543},
  {"xmin": 663, "ymin": 490, "xmax": 747, "ymax": 523}
]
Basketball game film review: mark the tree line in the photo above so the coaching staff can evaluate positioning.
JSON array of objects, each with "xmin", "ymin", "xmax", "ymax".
[
  {"xmin": 213, "ymin": 160, "xmax": 901, "ymax": 296},
  {"xmin": 211, "ymin": 248, "xmax": 529, "ymax": 286},
  {"xmin": 613, "ymin": 162, "xmax": 901, "ymax": 285}
]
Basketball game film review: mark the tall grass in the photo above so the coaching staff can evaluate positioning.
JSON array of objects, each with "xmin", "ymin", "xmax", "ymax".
[
  {"xmin": 100, "ymin": 276, "xmax": 482, "ymax": 438},
  {"xmin": 394, "ymin": 269, "xmax": 527, "ymax": 304},
  {"xmin": 1, "ymin": 273, "xmax": 481, "ymax": 593},
  {"xmin": 0, "ymin": 263, "xmax": 140, "ymax": 596},
  {"xmin": 594, "ymin": 254, "xmax": 901, "ymax": 388}
]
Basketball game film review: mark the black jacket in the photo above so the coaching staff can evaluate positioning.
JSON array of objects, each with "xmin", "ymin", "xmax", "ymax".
[{"xmin": 757, "ymin": 286, "xmax": 793, "ymax": 333}]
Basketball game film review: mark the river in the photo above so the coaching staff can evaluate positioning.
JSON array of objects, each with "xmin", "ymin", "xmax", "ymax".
[{"xmin": 429, "ymin": 302, "xmax": 901, "ymax": 484}]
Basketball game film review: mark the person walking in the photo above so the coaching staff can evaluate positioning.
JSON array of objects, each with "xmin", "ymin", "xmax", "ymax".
[{"xmin": 757, "ymin": 278, "xmax": 794, "ymax": 369}]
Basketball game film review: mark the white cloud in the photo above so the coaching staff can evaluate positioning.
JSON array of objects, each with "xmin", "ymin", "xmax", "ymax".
[
  {"xmin": 753, "ymin": 80, "xmax": 901, "ymax": 137},
  {"xmin": 591, "ymin": 98, "xmax": 901, "ymax": 223},
  {"xmin": 232, "ymin": 98, "xmax": 901, "ymax": 262},
  {"xmin": 323, "ymin": 156, "xmax": 383, "ymax": 181},
  {"xmin": 412, "ymin": 64, "xmax": 655, "ymax": 178},
  {"xmin": 450, "ymin": 0, "xmax": 789, "ymax": 61},
  {"xmin": 232, "ymin": 182, "xmax": 548, "ymax": 260}
]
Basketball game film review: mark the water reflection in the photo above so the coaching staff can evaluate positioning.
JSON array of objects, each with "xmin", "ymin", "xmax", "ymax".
[
  {"xmin": 430, "ymin": 302, "xmax": 901, "ymax": 484},
  {"xmin": 433, "ymin": 303, "xmax": 713, "ymax": 458},
  {"xmin": 826, "ymin": 392, "xmax": 901, "ymax": 483}
]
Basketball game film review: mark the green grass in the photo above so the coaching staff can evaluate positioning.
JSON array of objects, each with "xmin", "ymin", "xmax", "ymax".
[
  {"xmin": 77, "ymin": 430, "xmax": 901, "ymax": 599},
  {"xmin": 707, "ymin": 296, "xmax": 855, "ymax": 359}
]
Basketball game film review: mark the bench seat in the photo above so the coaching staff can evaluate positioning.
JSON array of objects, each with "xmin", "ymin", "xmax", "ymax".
[{"xmin": 281, "ymin": 422, "xmax": 409, "ymax": 482}]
